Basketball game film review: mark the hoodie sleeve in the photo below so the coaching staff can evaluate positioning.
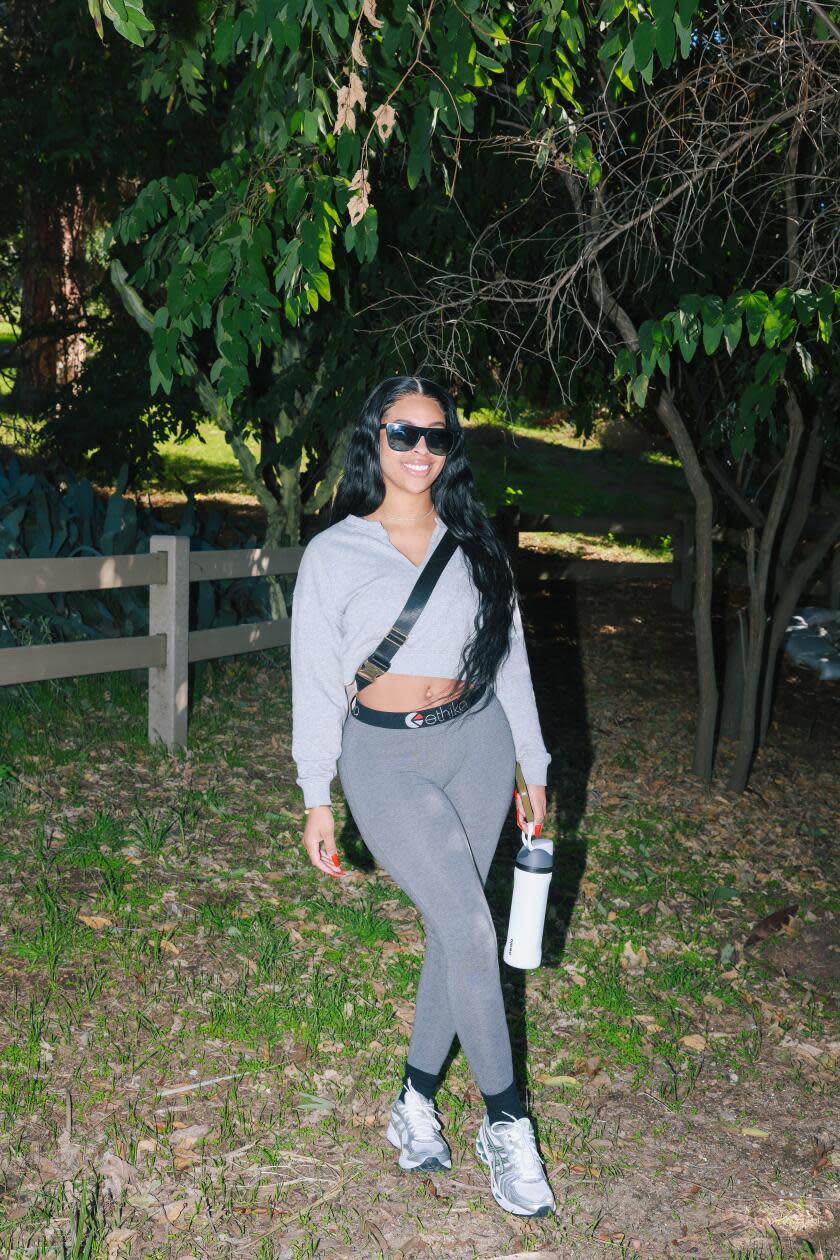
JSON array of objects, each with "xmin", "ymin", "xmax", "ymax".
[
  {"xmin": 493, "ymin": 597, "xmax": 551, "ymax": 786},
  {"xmin": 290, "ymin": 539, "xmax": 348, "ymax": 807}
]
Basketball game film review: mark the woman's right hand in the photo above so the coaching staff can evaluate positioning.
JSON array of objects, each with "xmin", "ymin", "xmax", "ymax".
[{"xmin": 302, "ymin": 806, "xmax": 345, "ymax": 877}]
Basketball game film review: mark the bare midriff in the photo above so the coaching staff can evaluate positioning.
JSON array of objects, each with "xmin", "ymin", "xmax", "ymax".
[{"xmin": 356, "ymin": 673, "xmax": 465, "ymax": 712}]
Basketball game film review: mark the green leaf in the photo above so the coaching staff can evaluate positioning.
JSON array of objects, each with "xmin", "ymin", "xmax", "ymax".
[
  {"xmin": 286, "ymin": 175, "xmax": 306, "ymax": 222},
  {"xmin": 124, "ymin": 5, "xmax": 154, "ymax": 32},
  {"xmin": 407, "ymin": 107, "xmax": 432, "ymax": 190},
  {"xmin": 793, "ymin": 290, "xmax": 817, "ymax": 324},
  {"xmin": 634, "ymin": 18, "xmax": 659, "ymax": 71},
  {"xmin": 743, "ymin": 291, "xmax": 770, "ymax": 343},
  {"xmin": 631, "ymin": 374, "xmax": 649, "ymax": 407},
  {"xmin": 214, "ymin": 17, "xmax": 234, "ymax": 61},
  {"xmin": 614, "ymin": 347, "xmax": 636, "ymax": 379},
  {"xmin": 654, "ymin": 14, "xmax": 676, "ymax": 67},
  {"xmin": 702, "ymin": 321, "xmax": 724, "ymax": 355},
  {"xmin": 723, "ymin": 318, "xmax": 742, "ymax": 355},
  {"xmin": 678, "ymin": 293, "xmax": 703, "ymax": 315},
  {"xmin": 311, "ymin": 270, "xmax": 331, "ymax": 300},
  {"xmin": 678, "ymin": 334, "xmax": 699, "ymax": 362},
  {"xmin": 88, "ymin": 0, "xmax": 104, "ymax": 41},
  {"xmin": 754, "ymin": 349, "xmax": 777, "ymax": 383},
  {"xmin": 673, "ymin": 11, "xmax": 692, "ymax": 57},
  {"xmin": 633, "ymin": 19, "xmax": 656, "ymax": 71},
  {"xmin": 815, "ymin": 283, "xmax": 835, "ymax": 319}
]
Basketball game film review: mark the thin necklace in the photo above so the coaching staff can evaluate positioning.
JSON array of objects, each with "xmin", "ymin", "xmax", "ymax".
[{"xmin": 374, "ymin": 504, "xmax": 436, "ymax": 524}]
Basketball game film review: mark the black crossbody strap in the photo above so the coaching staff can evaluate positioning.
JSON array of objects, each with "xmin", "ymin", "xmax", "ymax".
[{"xmin": 355, "ymin": 529, "xmax": 459, "ymax": 691}]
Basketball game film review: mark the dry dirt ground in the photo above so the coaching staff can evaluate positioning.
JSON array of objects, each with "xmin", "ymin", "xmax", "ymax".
[{"xmin": 0, "ymin": 551, "xmax": 838, "ymax": 1260}]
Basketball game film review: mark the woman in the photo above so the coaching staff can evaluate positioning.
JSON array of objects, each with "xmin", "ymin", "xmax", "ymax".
[{"xmin": 290, "ymin": 376, "xmax": 555, "ymax": 1218}]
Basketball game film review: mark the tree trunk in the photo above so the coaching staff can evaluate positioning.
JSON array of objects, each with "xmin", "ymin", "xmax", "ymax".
[
  {"xmin": 589, "ymin": 263, "xmax": 719, "ymax": 782},
  {"xmin": 727, "ymin": 398, "xmax": 804, "ymax": 792},
  {"xmin": 775, "ymin": 419, "xmax": 823, "ymax": 590},
  {"xmin": 656, "ymin": 389, "xmax": 718, "ymax": 781},
  {"xmin": 9, "ymin": 178, "xmax": 87, "ymax": 414},
  {"xmin": 720, "ymin": 612, "xmax": 747, "ymax": 741}
]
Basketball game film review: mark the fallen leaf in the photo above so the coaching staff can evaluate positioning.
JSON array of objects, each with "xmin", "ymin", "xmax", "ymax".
[
  {"xmin": 741, "ymin": 1127, "xmax": 770, "ymax": 1138},
  {"xmin": 365, "ymin": 1220, "xmax": 389, "ymax": 1251},
  {"xmin": 99, "ymin": 1151, "xmax": 136, "ymax": 1198},
  {"xmin": 744, "ymin": 903, "xmax": 799, "ymax": 948},
  {"xmin": 170, "ymin": 1123, "xmax": 211, "ymax": 1150},
  {"xmin": 680, "ymin": 1034, "xmax": 707, "ymax": 1052},
  {"xmin": 620, "ymin": 940, "xmax": 649, "ymax": 973},
  {"xmin": 162, "ymin": 1200, "xmax": 187, "ymax": 1223},
  {"xmin": 79, "ymin": 912, "xmax": 113, "ymax": 930},
  {"xmin": 105, "ymin": 1228, "xmax": 136, "ymax": 1255}
]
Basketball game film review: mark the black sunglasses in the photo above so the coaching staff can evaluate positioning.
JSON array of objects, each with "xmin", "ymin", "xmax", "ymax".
[{"xmin": 378, "ymin": 422, "xmax": 456, "ymax": 457}]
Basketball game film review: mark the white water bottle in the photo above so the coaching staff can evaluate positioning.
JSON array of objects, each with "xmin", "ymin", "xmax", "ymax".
[{"xmin": 504, "ymin": 766, "xmax": 553, "ymax": 970}]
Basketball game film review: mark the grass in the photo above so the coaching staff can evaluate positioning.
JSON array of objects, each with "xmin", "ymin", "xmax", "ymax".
[
  {"xmin": 1, "ymin": 371, "xmax": 689, "ymax": 529},
  {"xmin": 0, "ymin": 636, "xmax": 836, "ymax": 1256}
]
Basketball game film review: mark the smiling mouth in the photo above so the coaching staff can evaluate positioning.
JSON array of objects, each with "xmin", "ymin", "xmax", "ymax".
[{"xmin": 403, "ymin": 461, "xmax": 432, "ymax": 474}]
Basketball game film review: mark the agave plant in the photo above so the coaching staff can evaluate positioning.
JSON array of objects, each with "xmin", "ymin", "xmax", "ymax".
[{"xmin": 0, "ymin": 457, "xmax": 273, "ymax": 649}]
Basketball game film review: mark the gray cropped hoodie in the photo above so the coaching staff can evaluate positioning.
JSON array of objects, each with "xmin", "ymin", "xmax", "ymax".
[{"xmin": 290, "ymin": 513, "xmax": 552, "ymax": 807}]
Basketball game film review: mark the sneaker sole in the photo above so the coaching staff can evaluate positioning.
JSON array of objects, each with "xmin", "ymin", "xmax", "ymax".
[
  {"xmin": 475, "ymin": 1129, "xmax": 555, "ymax": 1217},
  {"xmin": 386, "ymin": 1120, "xmax": 452, "ymax": 1171}
]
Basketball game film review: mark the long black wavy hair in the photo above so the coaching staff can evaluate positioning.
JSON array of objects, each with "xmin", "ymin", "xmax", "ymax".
[{"xmin": 330, "ymin": 376, "xmax": 517, "ymax": 712}]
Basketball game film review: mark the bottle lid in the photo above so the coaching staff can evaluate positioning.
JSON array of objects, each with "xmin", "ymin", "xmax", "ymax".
[{"xmin": 515, "ymin": 838, "xmax": 553, "ymax": 872}]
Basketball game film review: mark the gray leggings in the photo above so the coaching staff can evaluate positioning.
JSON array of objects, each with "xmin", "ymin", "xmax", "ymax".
[{"xmin": 336, "ymin": 690, "xmax": 516, "ymax": 1094}]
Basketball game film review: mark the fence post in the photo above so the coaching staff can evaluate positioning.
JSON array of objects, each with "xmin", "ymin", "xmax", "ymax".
[
  {"xmin": 148, "ymin": 535, "xmax": 189, "ymax": 749},
  {"xmin": 671, "ymin": 509, "xmax": 695, "ymax": 613}
]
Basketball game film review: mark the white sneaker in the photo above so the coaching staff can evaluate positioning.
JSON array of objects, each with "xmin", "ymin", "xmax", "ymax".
[
  {"xmin": 386, "ymin": 1078, "xmax": 452, "ymax": 1172},
  {"xmin": 476, "ymin": 1112, "xmax": 556, "ymax": 1217}
]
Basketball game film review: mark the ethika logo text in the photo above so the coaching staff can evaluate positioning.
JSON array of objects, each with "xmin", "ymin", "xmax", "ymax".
[{"xmin": 405, "ymin": 697, "xmax": 471, "ymax": 727}]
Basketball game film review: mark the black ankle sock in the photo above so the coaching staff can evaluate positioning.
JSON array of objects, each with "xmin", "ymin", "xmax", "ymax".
[
  {"xmin": 481, "ymin": 1080, "xmax": 525, "ymax": 1125},
  {"xmin": 398, "ymin": 1063, "xmax": 441, "ymax": 1103}
]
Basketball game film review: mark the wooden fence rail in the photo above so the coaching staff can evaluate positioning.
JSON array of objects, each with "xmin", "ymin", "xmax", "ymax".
[{"xmin": 0, "ymin": 535, "xmax": 303, "ymax": 750}]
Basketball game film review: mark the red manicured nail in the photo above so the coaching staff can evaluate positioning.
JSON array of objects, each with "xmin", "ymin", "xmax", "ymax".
[
  {"xmin": 331, "ymin": 853, "xmax": 341, "ymax": 867},
  {"xmin": 535, "ymin": 823, "xmax": 542, "ymax": 835}
]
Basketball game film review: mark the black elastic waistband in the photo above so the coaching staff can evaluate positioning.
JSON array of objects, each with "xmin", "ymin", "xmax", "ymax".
[{"xmin": 350, "ymin": 686, "xmax": 485, "ymax": 729}]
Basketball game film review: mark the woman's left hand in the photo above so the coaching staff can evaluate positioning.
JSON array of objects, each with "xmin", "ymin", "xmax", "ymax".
[{"xmin": 514, "ymin": 783, "xmax": 546, "ymax": 836}]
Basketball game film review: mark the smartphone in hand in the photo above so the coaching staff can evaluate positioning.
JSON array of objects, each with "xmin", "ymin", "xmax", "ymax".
[{"xmin": 513, "ymin": 760, "xmax": 535, "ymax": 833}]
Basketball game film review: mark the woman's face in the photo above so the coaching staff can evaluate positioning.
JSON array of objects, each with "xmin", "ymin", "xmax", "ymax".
[{"xmin": 377, "ymin": 392, "xmax": 448, "ymax": 496}]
